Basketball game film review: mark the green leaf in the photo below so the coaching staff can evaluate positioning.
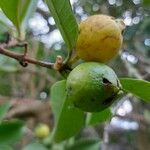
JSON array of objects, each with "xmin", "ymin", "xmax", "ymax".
[
  {"xmin": 50, "ymin": 80, "xmax": 67, "ymax": 122},
  {"xmin": 0, "ymin": 11, "xmax": 13, "ymax": 33},
  {"xmin": 0, "ymin": 0, "xmax": 19, "ymax": 30},
  {"xmin": 66, "ymin": 138, "xmax": 101, "ymax": 150},
  {"xmin": 120, "ymin": 78, "xmax": 150, "ymax": 102},
  {"xmin": 46, "ymin": 0, "xmax": 78, "ymax": 51},
  {"xmin": 0, "ymin": 0, "xmax": 37, "ymax": 35},
  {"xmin": 50, "ymin": 80, "xmax": 85, "ymax": 143},
  {"xmin": 0, "ymin": 102, "xmax": 11, "ymax": 123},
  {"xmin": 19, "ymin": 0, "xmax": 38, "ymax": 30},
  {"xmin": 0, "ymin": 120, "xmax": 24, "ymax": 145},
  {"xmin": 86, "ymin": 108, "xmax": 112, "ymax": 126},
  {"xmin": 22, "ymin": 142, "xmax": 48, "ymax": 150}
]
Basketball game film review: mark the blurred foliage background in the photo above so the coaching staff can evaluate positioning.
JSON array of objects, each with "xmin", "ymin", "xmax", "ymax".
[{"xmin": 0, "ymin": 0, "xmax": 149, "ymax": 150}]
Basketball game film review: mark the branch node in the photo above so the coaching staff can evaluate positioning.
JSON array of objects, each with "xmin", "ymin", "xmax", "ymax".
[
  {"xmin": 54, "ymin": 55, "xmax": 63, "ymax": 71},
  {"xmin": 19, "ymin": 61, "xmax": 28, "ymax": 67},
  {"xmin": 0, "ymin": 41, "xmax": 55, "ymax": 69}
]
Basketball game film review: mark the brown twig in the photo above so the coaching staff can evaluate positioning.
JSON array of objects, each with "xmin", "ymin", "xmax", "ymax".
[
  {"xmin": 0, "ymin": 41, "xmax": 66, "ymax": 71},
  {"xmin": 0, "ymin": 46, "xmax": 55, "ymax": 68}
]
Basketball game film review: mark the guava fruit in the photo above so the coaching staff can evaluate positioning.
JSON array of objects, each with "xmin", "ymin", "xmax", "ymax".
[
  {"xmin": 66, "ymin": 62, "xmax": 122, "ymax": 112},
  {"xmin": 76, "ymin": 15, "xmax": 125, "ymax": 63}
]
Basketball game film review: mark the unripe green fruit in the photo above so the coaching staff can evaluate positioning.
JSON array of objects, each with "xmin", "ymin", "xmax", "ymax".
[
  {"xmin": 34, "ymin": 124, "xmax": 50, "ymax": 139},
  {"xmin": 66, "ymin": 62, "xmax": 121, "ymax": 112}
]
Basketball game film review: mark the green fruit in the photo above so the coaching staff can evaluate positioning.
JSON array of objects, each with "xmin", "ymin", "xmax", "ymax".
[{"xmin": 66, "ymin": 62, "xmax": 121, "ymax": 112}]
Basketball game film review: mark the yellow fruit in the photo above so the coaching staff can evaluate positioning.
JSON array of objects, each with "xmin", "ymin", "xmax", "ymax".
[
  {"xmin": 34, "ymin": 124, "xmax": 50, "ymax": 139},
  {"xmin": 76, "ymin": 15, "xmax": 125, "ymax": 63},
  {"xmin": 66, "ymin": 62, "xmax": 122, "ymax": 112}
]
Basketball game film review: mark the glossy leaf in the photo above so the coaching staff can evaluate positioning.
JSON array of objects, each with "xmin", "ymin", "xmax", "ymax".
[
  {"xmin": 0, "ymin": 120, "xmax": 24, "ymax": 145},
  {"xmin": 0, "ymin": 11, "xmax": 13, "ymax": 33},
  {"xmin": 0, "ymin": 102, "xmax": 11, "ymax": 123},
  {"xmin": 50, "ymin": 80, "xmax": 67, "ymax": 122},
  {"xmin": 0, "ymin": 0, "xmax": 19, "ymax": 30},
  {"xmin": 86, "ymin": 108, "xmax": 112, "ymax": 126},
  {"xmin": 20, "ymin": 0, "xmax": 38, "ymax": 29},
  {"xmin": 46, "ymin": 0, "xmax": 78, "ymax": 51},
  {"xmin": 66, "ymin": 138, "xmax": 101, "ymax": 150},
  {"xmin": 0, "ymin": 0, "xmax": 37, "ymax": 34},
  {"xmin": 120, "ymin": 78, "xmax": 150, "ymax": 102},
  {"xmin": 50, "ymin": 80, "xmax": 84, "ymax": 143}
]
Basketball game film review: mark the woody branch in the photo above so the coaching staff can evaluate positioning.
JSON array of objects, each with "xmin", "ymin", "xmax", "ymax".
[{"xmin": 0, "ymin": 40, "xmax": 63, "ymax": 71}]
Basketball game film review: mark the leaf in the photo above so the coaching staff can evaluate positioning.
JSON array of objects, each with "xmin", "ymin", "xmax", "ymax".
[
  {"xmin": 22, "ymin": 142, "xmax": 48, "ymax": 150},
  {"xmin": 20, "ymin": 0, "xmax": 38, "ymax": 30},
  {"xmin": 50, "ymin": 80, "xmax": 85, "ymax": 143},
  {"xmin": 50, "ymin": 80, "xmax": 67, "ymax": 122},
  {"xmin": 66, "ymin": 138, "xmax": 101, "ymax": 150},
  {"xmin": 0, "ymin": 102, "xmax": 11, "ymax": 123},
  {"xmin": 0, "ymin": 11, "xmax": 13, "ymax": 33},
  {"xmin": 0, "ymin": 120, "xmax": 24, "ymax": 145},
  {"xmin": 0, "ymin": 0, "xmax": 37, "ymax": 34},
  {"xmin": 0, "ymin": 0, "xmax": 19, "ymax": 30},
  {"xmin": 46, "ymin": 0, "xmax": 78, "ymax": 51},
  {"xmin": 120, "ymin": 78, "xmax": 150, "ymax": 102},
  {"xmin": 86, "ymin": 108, "xmax": 112, "ymax": 126}
]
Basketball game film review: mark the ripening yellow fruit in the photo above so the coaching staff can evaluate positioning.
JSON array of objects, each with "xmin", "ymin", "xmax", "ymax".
[{"xmin": 76, "ymin": 15, "xmax": 125, "ymax": 63}]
